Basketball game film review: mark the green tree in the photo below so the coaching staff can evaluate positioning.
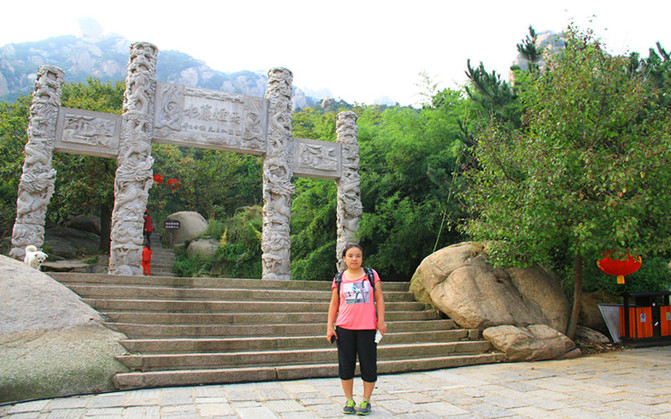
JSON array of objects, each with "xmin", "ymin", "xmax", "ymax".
[
  {"xmin": 461, "ymin": 26, "xmax": 671, "ymax": 339},
  {"xmin": 288, "ymin": 107, "xmax": 340, "ymax": 280},
  {"xmin": 287, "ymin": 100, "xmax": 469, "ymax": 282},
  {"xmin": 172, "ymin": 206, "xmax": 263, "ymax": 278},
  {"xmin": 354, "ymin": 101, "xmax": 468, "ymax": 281},
  {"xmin": 513, "ymin": 26, "xmax": 544, "ymax": 73},
  {"xmin": 0, "ymin": 96, "xmax": 32, "ymax": 243},
  {"xmin": 464, "ymin": 60, "xmax": 520, "ymax": 129},
  {"xmin": 152, "ymin": 147, "xmax": 262, "ymax": 219},
  {"xmin": 635, "ymin": 42, "xmax": 671, "ymax": 108},
  {"xmin": 291, "ymin": 108, "xmax": 337, "ymax": 141},
  {"xmin": 290, "ymin": 178, "xmax": 338, "ymax": 280},
  {"xmin": 460, "ymin": 27, "xmax": 546, "ymax": 157}
]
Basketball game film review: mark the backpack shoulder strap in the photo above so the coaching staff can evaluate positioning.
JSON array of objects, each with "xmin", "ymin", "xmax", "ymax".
[
  {"xmin": 335, "ymin": 269, "xmax": 375, "ymax": 298},
  {"xmin": 363, "ymin": 267, "xmax": 375, "ymax": 291},
  {"xmin": 335, "ymin": 272, "xmax": 343, "ymax": 302}
]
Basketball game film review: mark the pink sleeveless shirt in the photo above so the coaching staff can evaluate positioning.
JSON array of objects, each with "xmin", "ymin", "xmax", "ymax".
[{"xmin": 332, "ymin": 269, "xmax": 381, "ymax": 330}]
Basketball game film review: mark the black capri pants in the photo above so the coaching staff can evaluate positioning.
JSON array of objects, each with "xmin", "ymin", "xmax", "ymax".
[{"xmin": 335, "ymin": 326, "xmax": 377, "ymax": 382}]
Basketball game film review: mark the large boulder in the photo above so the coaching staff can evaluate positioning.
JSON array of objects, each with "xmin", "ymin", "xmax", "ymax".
[
  {"xmin": 44, "ymin": 226, "xmax": 100, "ymax": 258},
  {"xmin": 165, "ymin": 211, "xmax": 208, "ymax": 246},
  {"xmin": 579, "ymin": 290, "xmax": 618, "ymax": 334},
  {"xmin": 575, "ymin": 325, "xmax": 611, "ymax": 346},
  {"xmin": 63, "ymin": 214, "xmax": 101, "ymax": 235},
  {"xmin": 483, "ymin": 324, "xmax": 579, "ymax": 361},
  {"xmin": 0, "ymin": 255, "xmax": 128, "ymax": 403},
  {"xmin": 410, "ymin": 242, "xmax": 570, "ymax": 332},
  {"xmin": 187, "ymin": 238, "xmax": 219, "ymax": 258}
]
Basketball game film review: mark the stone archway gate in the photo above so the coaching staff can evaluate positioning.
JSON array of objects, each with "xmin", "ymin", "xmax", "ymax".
[{"xmin": 10, "ymin": 42, "xmax": 362, "ymax": 280}]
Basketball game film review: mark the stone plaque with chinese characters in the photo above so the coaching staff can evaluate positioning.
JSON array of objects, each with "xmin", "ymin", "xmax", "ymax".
[
  {"xmin": 292, "ymin": 137, "xmax": 342, "ymax": 179},
  {"xmin": 54, "ymin": 107, "xmax": 121, "ymax": 158},
  {"xmin": 152, "ymin": 82, "xmax": 268, "ymax": 155}
]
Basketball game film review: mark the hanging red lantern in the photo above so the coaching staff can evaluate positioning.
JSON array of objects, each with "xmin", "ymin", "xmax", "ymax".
[
  {"xmin": 153, "ymin": 174, "xmax": 164, "ymax": 184},
  {"xmin": 597, "ymin": 250, "xmax": 642, "ymax": 284},
  {"xmin": 167, "ymin": 178, "xmax": 181, "ymax": 193}
]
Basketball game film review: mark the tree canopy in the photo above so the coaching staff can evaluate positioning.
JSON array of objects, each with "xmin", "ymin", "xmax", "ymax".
[
  {"xmin": 2, "ymin": 24, "xmax": 670, "ymax": 304},
  {"xmin": 461, "ymin": 26, "xmax": 671, "ymax": 337}
]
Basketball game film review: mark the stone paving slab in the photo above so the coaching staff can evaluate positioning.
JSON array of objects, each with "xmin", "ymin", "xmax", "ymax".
[{"xmin": 1, "ymin": 346, "xmax": 669, "ymax": 418}]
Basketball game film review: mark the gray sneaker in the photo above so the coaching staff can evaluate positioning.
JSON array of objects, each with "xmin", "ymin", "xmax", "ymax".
[
  {"xmin": 356, "ymin": 399, "xmax": 371, "ymax": 415},
  {"xmin": 342, "ymin": 398, "xmax": 356, "ymax": 414}
]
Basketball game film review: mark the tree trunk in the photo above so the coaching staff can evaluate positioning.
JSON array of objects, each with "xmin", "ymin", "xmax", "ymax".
[
  {"xmin": 99, "ymin": 202, "xmax": 111, "ymax": 253},
  {"xmin": 566, "ymin": 251, "xmax": 583, "ymax": 340}
]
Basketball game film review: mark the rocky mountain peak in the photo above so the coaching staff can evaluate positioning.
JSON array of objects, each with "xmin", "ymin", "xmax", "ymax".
[{"xmin": 0, "ymin": 29, "xmax": 317, "ymax": 109}]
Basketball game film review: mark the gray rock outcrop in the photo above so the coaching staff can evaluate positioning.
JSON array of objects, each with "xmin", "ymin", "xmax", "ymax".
[
  {"xmin": 63, "ymin": 214, "xmax": 101, "ymax": 235},
  {"xmin": 511, "ymin": 30, "xmax": 566, "ymax": 73},
  {"xmin": 166, "ymin": 211, "xmax": 209, "ymax": 246},
  {"xmin": 410, "ymin": 242, "xmax": 570, "ymax": 332},
  {"xmin": 579, "ymin": 291, "xmax": 618, "ymax": 334},
  {"xmin": 0, "ymin": 26, "xmax": 316, "ymax": 108},
  {"xmin": 44, "ymin": 226, "xmax": 100, "ymax": 259},
  {"xmin": 483, "ymin": 324, "xmax": 579, "ymax": 361},
  {"xmin": 0, "ymin": 255, "xmax": 128, "ymax": 403}
]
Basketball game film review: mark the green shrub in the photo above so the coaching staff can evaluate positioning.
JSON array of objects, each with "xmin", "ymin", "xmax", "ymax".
[
  {"xmin": 172, "ymin": 243, "xmax": 213, "ymax": 277},
  {"xmin": 216, "ymin": 206, "xmax": 262, "ymax": 278},
  {"xmin": 172, "ymin": 207, "xmax": 262, "ymax": 278},
  {"xmin": 291, "ymin": 241, "xmax": 337, "ymax": 281}
]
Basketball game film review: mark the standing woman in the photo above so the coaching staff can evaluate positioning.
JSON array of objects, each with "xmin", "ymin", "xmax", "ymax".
[
  {"xmin": 143, "ymin": 209, "xmax": 153, "ymax": 248},
  {"xmin": 327, "ymin": 243, "xmax": 386, "ymax": 416}
]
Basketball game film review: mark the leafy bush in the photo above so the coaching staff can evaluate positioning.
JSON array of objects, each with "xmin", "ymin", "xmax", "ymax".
[
  {"xmin": 172, "ymin": 206, "xmax": 262, "ymax": 278},
  {"xmin": 216, "ymin": 206, "xmax": 262, "ymax": 278},
  {"xmin": 290, "ymin": 178, "xmax": 338, "ymax": 281},
  {"xmin": 172, "ymin": 243, "xmax": 214, "ymax": 277},
  {"xmin": 292, "ymin": 241, "xmax": 337, "ymax": 281}
]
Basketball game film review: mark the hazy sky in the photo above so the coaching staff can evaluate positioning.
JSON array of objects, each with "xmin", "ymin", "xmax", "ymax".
[{"xmin": 1, "ymin": 0, "xmax": 669, "ymax": 106}]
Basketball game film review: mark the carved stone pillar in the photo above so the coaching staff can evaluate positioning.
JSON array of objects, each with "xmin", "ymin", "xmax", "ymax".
[
  {"xmin": 262, "ymin": 68, "xmax": 294, "ymax": 280},
  {"xmin": 335, "ymin": 111, "xmax": 363, "ymax": 272},
  {"xmin": 10, "ymin": 66, "xmax": 65, "ymax": 259},
  {"xmin": 108, "ymin": 42, "xmax": 157, "ymax": 275}
]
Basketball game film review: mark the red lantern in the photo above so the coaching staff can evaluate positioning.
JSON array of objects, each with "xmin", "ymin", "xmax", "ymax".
[
  {"xmin": 167, "ymin": 178, "xmax": 181, "ymax": 193},
  {"xmin": 597, "ymin": 250, "xmax": 642, "ymax": 284},
  {"xmin": 153, "ymin": 174, "xmax": 164, "ymax": 184}
]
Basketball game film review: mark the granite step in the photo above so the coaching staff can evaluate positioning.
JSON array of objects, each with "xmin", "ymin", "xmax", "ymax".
[
  {"xmin": 64, "ymin": 284, "xmax": 416, "ymax": 302},
  {"xmin": 115, "ymin": 341, "xmax": 494, "ymax": 371},
  {"xmin": 50, "ymin": 273, "xmax": 410, "ymax": 291},
  {"xmin": 119, "ymin": 329, "xmax": 477, "ymax": 353},
  {"xmin": 113, "ymin": 353, "xmax": 505, "ymax": 389},
  {"xmin": 49, "ymin": 272, "xmax": 503, "ymax": 390},
  {"xmin": 103, "ymin": 310, "xmax": 442, "ymax": 325},
  {"xmin": 82, "ymin": 298, "xmax": 425, "ymax": 313},
  {"xmin": 105, "ymin": 319, "xmax": 457, "ymax": 338}
]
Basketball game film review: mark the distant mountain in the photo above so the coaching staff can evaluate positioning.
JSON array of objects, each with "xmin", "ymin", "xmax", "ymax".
[{"xmin": 0, "ymin": 33, "xmax": 319, "ymax": 109}]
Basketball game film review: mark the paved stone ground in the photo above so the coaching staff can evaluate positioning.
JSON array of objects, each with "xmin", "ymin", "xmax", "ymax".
[{"xmin": 1, "ymin": 346, "xmax": 670, "ymax": 418}]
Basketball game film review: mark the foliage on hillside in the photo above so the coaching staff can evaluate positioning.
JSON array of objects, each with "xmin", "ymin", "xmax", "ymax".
[
  {"xmin": 461, "ymin": 26, "xmax": 671, "ymax": 337},
  {"xmin": 0, "ymin": 96, "xmax": 31, "ymax": 242},
  {"xmin": 173, "ymin": 206, "xmax": 263, "ymax": 278},
  {"xmin": 2, "ymin": 24, "xmax": 671, "ymax": 300}
]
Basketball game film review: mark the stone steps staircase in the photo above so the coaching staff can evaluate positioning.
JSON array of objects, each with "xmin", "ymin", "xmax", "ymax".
[
  {"xmin": 147, "ymin": 234, "xmax": 175, "ymax": 276},
  {"xmin": 49, "ymin": 273, "xmax": 504, "ymax": 390}
]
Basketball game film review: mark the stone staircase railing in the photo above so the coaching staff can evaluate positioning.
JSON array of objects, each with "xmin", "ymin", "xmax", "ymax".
[{"xmin": 49, "ymin": 273, "xmax": 504, "ymax": 389}]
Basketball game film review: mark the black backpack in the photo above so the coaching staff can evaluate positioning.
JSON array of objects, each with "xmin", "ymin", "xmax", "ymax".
[{"xmin": 335, "ymin": 267, "xmax": 375, "ymax": 302}]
